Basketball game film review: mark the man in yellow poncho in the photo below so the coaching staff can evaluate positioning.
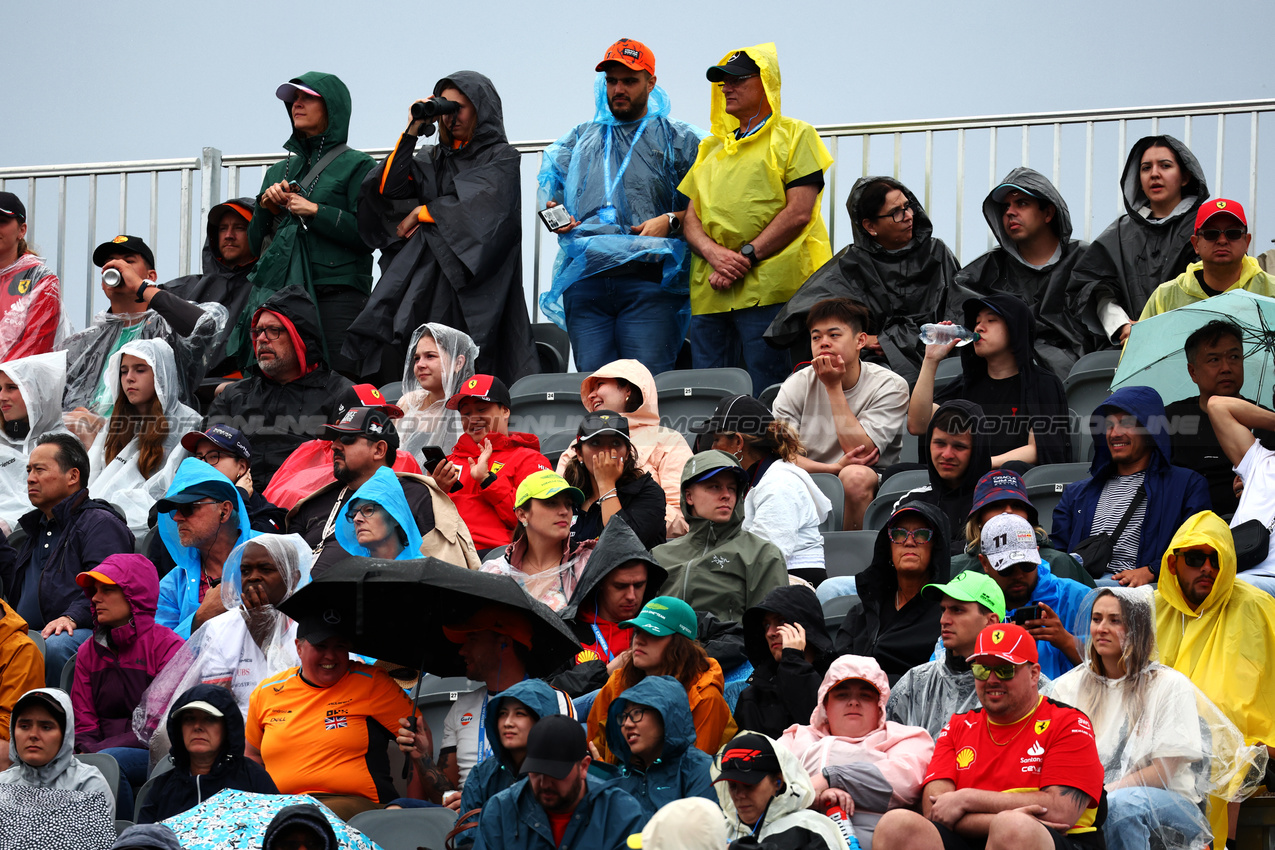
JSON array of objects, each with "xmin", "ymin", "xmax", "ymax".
[
  {"xmin": 679, "ymin": 42, "xmax": 832, "ymax": 394},
  {"xmin": 1139, "ymin": 198, "xmax": 1275, "ymax": 321},
  {"xmin": 1155, "ymin": 510, "xmax": 1275, "ymax": 847}
]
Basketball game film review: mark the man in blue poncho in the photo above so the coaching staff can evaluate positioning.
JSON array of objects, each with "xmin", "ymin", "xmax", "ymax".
[{"xmin": 537, "ymin": 39, "xmax": 703, "ymax": 375}]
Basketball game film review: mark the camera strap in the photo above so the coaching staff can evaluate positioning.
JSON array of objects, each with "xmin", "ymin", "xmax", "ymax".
[
  {"xmin": 298, "ymin": 143, "xmax": 352, "ymax": 195},
  {"xmin": 602, "ymin": 119, "xmax": 650, "ymax": 214}
]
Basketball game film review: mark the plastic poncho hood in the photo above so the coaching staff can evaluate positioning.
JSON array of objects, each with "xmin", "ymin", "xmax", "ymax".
[
  {"xmin": 399, "ymin": 322, "xmax": 479, "ymax": 456},
  {"xmin": 0, "ymin": 350, "xmax": 67, "ymax": 447},
  {"xmin": 1122, "ymin": 135, "xmax": 1206, "ymax": 224},
  {"xmin": 334, "ymin": 466, "xmax": 423, "ymax": 559},
  {"xmin": 708, "ymin": 44, "xmax": 783, "ymax": 152},
  {"xmin": 983, "ymin": 167, "xmax": 1073, "ymax": 265}
]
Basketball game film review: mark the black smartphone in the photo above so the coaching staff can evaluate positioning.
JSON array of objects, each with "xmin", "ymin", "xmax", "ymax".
[
  {"xmin": 419, "ymin": 445, "xmax": 448, "ymax": 473},
  {"xmin": 1011, "ymin": 604, "xmax": 1043, "ymax": 626}
]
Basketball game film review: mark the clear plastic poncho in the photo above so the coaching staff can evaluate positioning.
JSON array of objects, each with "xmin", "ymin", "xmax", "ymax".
[
  {"xmin": 86, "ymin": 338, "xmax": 203, "ymax": 534},
  {"xmin": 0, "ymin": 253, "xmax": 73, "ymax": 362},
  {"xmin": 535, "ymin": 76, "xmax": 704, "ymax": 328},
  {"xmin": 1051, "ymin": 586, "xmax": 1268, "ymax": 850},
  {"xmin": 132, "ymin": 533, "xmax": 313, "ymax": 765},
  {"xmin": 0, "ymin": 350, "xmax": 70, "ymax": 531},
  {"xmin": 398, "ymin": 322, "xmax": 479, "ymax": 457}
]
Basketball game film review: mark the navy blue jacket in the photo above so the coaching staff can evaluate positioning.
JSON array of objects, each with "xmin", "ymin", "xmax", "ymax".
[
  {"xmin": 1050, "ymin": 385, "xmax": 1211, "ymax": 577},
  {"xmin": 472, "ymin": 772, "xmax": 644, "ymax": 850}
]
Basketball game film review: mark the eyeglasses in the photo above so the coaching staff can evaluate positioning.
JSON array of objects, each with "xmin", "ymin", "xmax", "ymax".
[
  {"xmin": 249, "ymin": 326, "xmax": 286, "ymax": 341},
  {"xmin": 888, "ymin": 526, "xmax": 934, "ymax": 544},
  {"xmin": 874, "ymin": 201, "xmax": 915, "ymax": 223},
  {"xmin": 194, "ymin": 450, "xmax": 225, "ymax": 465},
  {"xmin": 971, "ymin": 662, "xmax": 1023, "ymax": 681},
  {"xmin": 1177, "ymin": 549, "xmax": 1219, "ymax": 570},
  {"xmin": 170, "ymin": 499, "xmax": 218, "ymax": 518},
  {"xmin": 346, "ymin": 503, "xmax": 381, "ymax": 521},
  {"xmin": 1197, "ymin": 228, "xmax": 1246, "ymax": 242},
  {"xmin": 996, "ymin": 562, "xmax": 1039, "ymax": 576},
  {"xmin": 617, "ymin": 707, "xmax": 647, "ymax": 725},
  {"xmin": 717, "ymin": 74, "xmax": 757, "ymax": 88}
]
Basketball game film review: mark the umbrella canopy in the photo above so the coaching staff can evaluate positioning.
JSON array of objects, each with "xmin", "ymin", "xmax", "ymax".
[
  {"xmin": 1111, "ymin": 290, "xmax": 1275, "ymax": 407},
  {"xmin": 279, "ymin": 555, "xmax": 583, "ymax": 677},
  {"xmin": 162, "ymin": 789, "xmax": 381, "ymax": 850}
]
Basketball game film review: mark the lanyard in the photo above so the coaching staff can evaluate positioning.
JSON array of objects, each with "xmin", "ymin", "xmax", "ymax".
[
  {"xmin": 591, "ymin": 623, "xmax": 614, "ymax": 663},
  {"xmin": 602, "ymin": 119, "xmax": 650, "ymax": 212},
  {"xmin": 475, "ymin": 691, "xmax": 494, "ymax": 765}
]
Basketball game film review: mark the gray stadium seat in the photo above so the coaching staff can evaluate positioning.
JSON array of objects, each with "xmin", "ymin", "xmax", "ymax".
[
  {"xmin": 415, "ymin": 675, "xmax": 483, "ymax": 759},
  {"xmin": 539, "ymin": 429, "xmax": 577, "ymax": 469},
  {"xmin": 821, "ymin": 593, "xmax": 860, "ymax": 633},
  {"xmin": 864, "ymin": 468, "xmax": 933, "ymax": 532},
  {"xmin": 27, "ymin": 630, "xmax": 45, "ymax": 658},
  {"xmin": 60, "ymin": 655, "xmax": 75, "ymax": 692},
  {"xmin": 933, "ymin": 356, "xmax": 964, "ymax": 394},
  {"xmin": 758, "ymin": 382, "xmax": 783, "ymax": 409},
  {"xmin": 654, "ymin": 368, "xmax": 755, "ymax": 442},
  {"xmin": 1064, "ymin": 368, "xmax": 1116, "ymax": 464},
  {"xmin": 348, "ymin": 807, "xmax": 458, "ymax": 850},
  {"xmin": 379, "ymin": 381, "xmax": 404, "ymax": 404},
  {"xmin": 114, "ymin": 820, "xmax": 133, "ymax": 838},
  {"xmin": 1022, "ymin": 462, "xmax": 1092, "ymax": 489},
  {"xmin": 508, "ymin": 373, "xmax": 588, "ymax": 439},
  {"xmin": 822, "ymin": 530, "xmax": 877, "ymax": 579},
  {"xmin": 1026, "ymin": 481, "xmax": 1074, "ymax": 536},
  {"xmin": 76, "ymin": 752, "xmax": 120, "ymax": 808},
  {"xmin": 653, "ymin": 367, "xmax": 754, "ymax": 397},
  {"xmin": 810, "ymin": 473, "xmax": 844, "ymax": 532},
  {"xmin": 1068, "ymin": 350, "xmax": 1122, "ymax": 376},
  {"xmin": 532, "ymin": 323, "xmax": 571, "ymax": 374}
]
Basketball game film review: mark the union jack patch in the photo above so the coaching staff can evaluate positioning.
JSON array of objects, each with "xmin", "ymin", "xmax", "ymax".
[{"xmin": 325, "ymin": 715, "xmax": 348, "ymax": 730}]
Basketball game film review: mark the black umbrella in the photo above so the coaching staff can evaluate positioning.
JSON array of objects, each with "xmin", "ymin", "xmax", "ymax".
[{"xmin": 279, "ymin": 555, "xmax": 582, "ymax": 678}]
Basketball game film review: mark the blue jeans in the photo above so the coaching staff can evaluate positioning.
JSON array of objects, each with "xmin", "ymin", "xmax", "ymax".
[
  {"xmin": 563, "ymin": 274, "xmax": 690, "ymax": 375},
  {"xmin": 689, "ymin": 304, "xmax": 789, "ymax": 394},
  {"xmin": 817, "ymin": 576, "xmax": 859, "ymax": 605},
  {"xmin": 1103, "ymin": 786, "xmax": 1209, "ymax": 850},
  {"xmin": 44, "ymin": 628, "xmax": 91, "ymax": 688},
  {"xmin": 1238, "ymin": 572, "xmax": 1275, "ymax": 597},
  {"xmin": 100, "ymin": 746, "xmax": 150, "ymax": 819}
]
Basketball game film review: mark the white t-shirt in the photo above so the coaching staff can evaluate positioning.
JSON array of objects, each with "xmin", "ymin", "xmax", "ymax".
[
  {"xmin": 441, "ymin": 687, "xmax": 490, "ymax": 790},
  {"xmin": 199, "ymin": 610, "xmax": 300, "ymax": 720},
  {"xmin": 771, "ymin": 362, "xmax": 909, "ymax": 467},
  {"xmin": 1231, "ymin": 440, "xmax": 1275, "ymax": 577}
]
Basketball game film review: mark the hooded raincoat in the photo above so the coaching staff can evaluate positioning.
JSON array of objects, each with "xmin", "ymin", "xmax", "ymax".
[
  {"xmin": 1001, "ymin": 559, "xmax": 1089, "ymax": 680},
  {"xmin": 950, "ymin": 168, "xmax": 1087, "ymax": 378},
  {"xmin": 735, "ymin": 585, "xmax": 835, "ymax": 739},
  {"xmin": 0, "ymin": 601, "xmax": 42, "ymax": 742},
  {"xmin": 678, "ymin": 43, "xmax": 833, "ymax": 316},
  {"xmin": 73, "ymin": 554, "xmax": 184, "ymax": 754},
  {"xmin": 557, "ymin": 360, "xmax": 693, "ymax": 536},
  {"xmin": 399, "ymin": 322, "xmax": 480, "ymax": 456},
  {"xmin": 1068, "ymin": 135, "xmax": 1209, "ymax": 347},
  {"xmin": 112, "ymin": 824, "xmax": 185, "ymax": 849},
  {"xmin": 1050, "ymin": 386, "xmax": 1211, "ymax": 579},
  {"xmin": 262, "ymin": 803, "xmax": 341, "ymax": 850},
  {"xmin": 765, "ymin": 176, "xmax": 960, "ymax": 383},
  {"xmin": 1140, "ymin": 254, "xmax": 1275, "ymax": 319},
  {"xmin": 652, "ymin": 451, "xmax": 789, "ymax": 625},
  {"xmin": 836, "ymin": 501, "xmax": 951, "ymax": 684},
  {"xmin": 779, "ymin": 656, "xmax": 934, "ymax": 847},
  {"xmin": 347, "ymin": 71, "xmax": 536, "ymax": 384},
  {"xmin": 934, "ymin": 293, "xmax": 1072, "ymax": 466},
  {"xmin": 87, "ymin": 338, "xmax": 203, "ymax": 534},
  {"xmin": 599, "ymin": 675, "xmax": 717, "ymax": 819},
  {"xmin": 206, "ymin": 285, "xmax": 356, "ymax": 493},
  {"xmin": 446, "ymin": 429, "xmax": 552, "ymax": 551},
  {"xmin": 536, "ymin": 77, "xmax": 703, "ymax": 327},
  {"xmin": 0, "ymin": 350, "xmax": 71, "ymax": 530},
  {"xmin": 714, "ymin": 732, "xmax": 844, "ymax": 850},
  {"xmin": 235, "ymin": 72, "xmax": 375, "ymax": 366},
  {"xmin": 898, "ymin": 400, "xmax": 993, "ymax": 555},
  {"xmin": 0, "ymin": 252, "xmax": 68, "ymax": 362},
  {"xmin": 156, "ymin": 459, "xmax": 260, "ymax": 638},
  {"xmin": 333, "ymin": 466, "xmax": 424, "ymax": 560},
  {"xmin": 1154, "ymin": 511, "xmax": 1275, "ymax": 842},
  {"xmin": 136, "ymin": 683, "xmax": 277, "ymax": 824},
  {"xmin": 0, "ymin": 688, "xmax": 114, "ymax": 805}
]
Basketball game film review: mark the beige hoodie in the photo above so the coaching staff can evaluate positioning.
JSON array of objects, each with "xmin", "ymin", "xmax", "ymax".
[{"xmin": 557, "ymin": 359, "xmax": 692, "ymax": 537}]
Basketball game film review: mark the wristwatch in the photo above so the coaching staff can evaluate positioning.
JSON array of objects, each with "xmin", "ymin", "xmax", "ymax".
[
  {"xmin": 740, "ymin": 243, "xmax": 757, "ymax": 267},
  {"xmin": 135, "ymin": 281, "xmax": 151, "ymax": 303},
  {"xmin": 665, "ymin": 212, "xmax": 682, "ymax": 235}
]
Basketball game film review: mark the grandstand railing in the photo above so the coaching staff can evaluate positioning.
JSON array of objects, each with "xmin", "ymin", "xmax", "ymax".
[{"xmin": 3, "ymin": 97, "xmax": 1272, "ymax": 329}]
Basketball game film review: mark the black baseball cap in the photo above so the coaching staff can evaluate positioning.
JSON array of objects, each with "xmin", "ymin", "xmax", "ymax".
[
  {"xmin": 14, "ymin": 691, "xmax": 67, "ymax": 732},
  {"xmin": 321, "ymin": 406, "xmax": 400, "ymax": 450},
  {"xmin": 0, "ymin": 192, "xmax": 26, "ymax": 223},
  {"xmin": 706, "ymin": 50, "xmax": 761, "ymax": 82},
  {"xmin": 93, "ymin": 235, "xmax": 156, "ymax": 269},
  {"xmin": 296, "ymin": 608, "xmax": 352, "ymax": 645},
  {"xmin": 520, "ymin": 715, "xmax": 588, "ymax": 779},
  {"xmin": 691, "ymin": 395, "xmax": 775, "ymax": 439},
  {"xmin": 446, "ymin": 374, "xmax": 512, "ymax": 410},
  {"xmin": 181, "ymin": 424, "xmax": 252, "ymax": 460},
  {"xmin": 155, "ymin": 478, "xmax": 239, "ymax": 514},
  {"xmin": 714, "ymin": 733, "xmax": 782, "ymax": 785},
  {"xmin": 576, "ymin": 410, "xmax": 632, "ymax": 445}
]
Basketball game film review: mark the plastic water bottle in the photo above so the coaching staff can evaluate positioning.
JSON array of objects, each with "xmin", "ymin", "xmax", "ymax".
[
  {"xmin": 919, "ymin": 323, "xmax": 978, "ymax": 346},
  {"xmin": 826, "ymin": 806, "xmax": 862, "ymax": 850}
]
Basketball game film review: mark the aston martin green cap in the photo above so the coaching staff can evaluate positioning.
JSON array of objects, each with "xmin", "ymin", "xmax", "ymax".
[
  {"xmin": 921, "ymin": 570, "xmax": 1006, "ymax": 618},
  {"xmin": 620, "ymin": 596, "xmax": 696, "ymax": 639}
]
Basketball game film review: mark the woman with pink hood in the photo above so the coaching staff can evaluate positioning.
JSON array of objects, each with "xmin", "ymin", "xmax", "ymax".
[
  {"xmin": 779, "ymin": 655, "xmax": 934, "ymax": 850},
  {"xmin": 557, "ymin": 359, "xmax": 693, "ymax": 537}
]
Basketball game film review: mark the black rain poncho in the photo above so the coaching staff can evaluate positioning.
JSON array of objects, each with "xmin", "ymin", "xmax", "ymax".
[
  {"xmin": 345, "ymin": 71, "xmax": 537, "ymax": 384},
  {"xmin": 948, "ymin": 167, "xmax": 1087, "ymax": 379},
  {"xmin": 1067, "ymin": 134, "xmax": 1209, "ymax": 348},
  {"xmin": 765, "ymin": 176, "xmax": 959, "ymax": 383}
]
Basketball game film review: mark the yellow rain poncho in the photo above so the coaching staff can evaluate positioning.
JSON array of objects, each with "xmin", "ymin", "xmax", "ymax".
[
  {"xmin": 1155, "ymin": 511, "xmax": 1275, "ymax": 845},
  {"xmin": 677, "ymin": 43, "xmax": 833, "ymax": 316},
  {"xmin": 1139, "ymin": 254, "xmax": 1275, "ymax": 320}
]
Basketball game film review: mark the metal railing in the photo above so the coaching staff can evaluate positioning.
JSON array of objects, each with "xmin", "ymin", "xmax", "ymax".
[{"xmin": 3, "ymin": 97, "xmax": 1271, "ymax": 329}]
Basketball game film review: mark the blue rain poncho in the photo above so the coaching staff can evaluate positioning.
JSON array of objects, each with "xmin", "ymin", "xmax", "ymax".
[
  {"xmin": 536, "ymin": 76, "xmax": 704, "ymax": 328},
  {"xmin": 334, "ymin": 466, "xmax": 424, "ymax": 560}
]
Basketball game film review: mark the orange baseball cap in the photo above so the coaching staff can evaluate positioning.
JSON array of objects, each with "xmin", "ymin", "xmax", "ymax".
[
  {"xmin": 76, "ymin": 570, "xmax": 118, "ymax": 590},
  {"xmin": 442, "ymin": 606, "xmax": 534, "ymax": 649},
  {"xmin": 596, "ymin": 38, "xmax": 655, "ymax": 75}
]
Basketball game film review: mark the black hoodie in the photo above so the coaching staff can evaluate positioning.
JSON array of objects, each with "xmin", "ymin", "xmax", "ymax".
[
  {"xmin": 205, "ymin": 285, "xmax": 356, "ymax": 491},
  {"xmin": 950, "ymin": 168, "xmax": 1087, "ymax": 379},
  {"xmin": 346, "ymin": 71, "xmax": 538, "ymax": 384},
  {"xmin": 935, "ymin": 293, "xmax": 1072, "ymax": 467},
  {"xmin": 137, "ymin": 684, "xmax": 277, "ymax": 824},
  {"xmin": 764, "ymin": 176, "xmax": 960, "ymax": 384},
  {"xmin": 262, "ymin": 803, "xmax": 339, "ymax": 850},
  {"xmin": 900, "ymin": 399, "xmax": 993, "ymax": 555},
  {"xmin": 835, "ymin": 500, "xmax": 952, "ymax": 685},
  {"xmin": 734, "ymin": 585, "xmax": 835, "ymax": 738}
]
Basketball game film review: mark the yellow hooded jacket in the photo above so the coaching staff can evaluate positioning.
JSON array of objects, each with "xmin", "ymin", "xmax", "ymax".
[
  {"xmin": 678, "ymin": 43, "xmax": 833, "ymax": 316},
  {"xmin": 1139, "ymin": 254, "xmax": 1275, "ymax": 319},
  {"xmin": 1155, "ymin": 511, "xmax": 1275, "ymax": 843}
]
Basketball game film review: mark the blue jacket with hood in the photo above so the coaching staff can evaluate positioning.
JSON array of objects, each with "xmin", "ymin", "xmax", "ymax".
[
  {"xmin": 598, "ymin": 675, "xmax": 716, "ymax": 820},
  {"xmin": 334, "ymin": 466, "xmax": 424, "ymax": 559},
  {"xmin": 1050, "ymin": 385, "xmax": 1210, "ymax": 579},
  {"xmin": 156, "ymin": 458, "xmax": 260, "ymax": 638}
]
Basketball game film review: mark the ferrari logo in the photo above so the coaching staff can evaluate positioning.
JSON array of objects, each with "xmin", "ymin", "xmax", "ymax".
[
  {"xmin": 1216, "ymin": 201, "xmax": 1227, "ymax": 209},
  {"xmin": 16, "ymin": 279, "xmax": 30, "ymax": 294},
  {"xmin": 467, "ymin": 378, "xmax": 478, "ymax": 389},
  {"xmin": 112, "ymin": 235, "xmax": 129, "ymax": 244},
  {"xmin": 1034, "ymin": 720, "xmax": 1050, "ymax": 734},
  {"xmin": 955, "ymin": 747, "xmax": 976, "ymax": 768},
  {"xmin": 371, "ymin": 388, "xmax": 382, "ymax": 399},
  {"xmin": 992, "ymin": 629, "xmax": 1005, "ymax": 643}
]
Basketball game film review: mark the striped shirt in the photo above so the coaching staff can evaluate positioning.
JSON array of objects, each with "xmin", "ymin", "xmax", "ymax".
[{"xmin": 1090, "ymin": 471, "xmax": 1147, "ymax": 573}]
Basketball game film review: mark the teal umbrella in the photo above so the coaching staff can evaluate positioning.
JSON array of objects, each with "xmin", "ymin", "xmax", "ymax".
[{"xmin": 1110, "ymin": 290, "xmax": 1275, "ymax": 407}]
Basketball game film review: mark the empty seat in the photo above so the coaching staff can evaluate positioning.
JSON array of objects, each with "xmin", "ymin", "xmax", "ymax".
[
  {"xmin": 822, "ymin": 530, "xmax": 878, "ymax": 578},
  {"xmin": 508, "ymin": 373, "xmax": 588, "ymax": 439},
  {"xmin": 653, "ymin": 367, "xmax": 754, "ymax": 397},
  {"xmin": 863, "ymin": 469, "xmax": 931, "ymax": 531},
  {"xmin": 348, "ymin": 807, "xmax": 458, "ymax": 850},
  {"xmin": 1025, "ymin": 481, "xmax": 1074, "ymax": 536},
  {"xmin": 758, "ymin": 382, "xmax": 783, "ymax": 409},
  {"xmin": 532, "ymin": 322, "xmax": 571, "ymax": 373},
  {"xmin": 821, "ymin": 592, "xmax": 860, "ymax": 633},
  {"xmin": 653, "ymin": 367, "xmax": 755, "ymax": 442},
  {"xmin": 60, "ymin": 655, "xmax": 76, "ymax": 692},
  {"xmin": 933, "ymin": 356, "xmax": 964, "ymax": 394},
  {"xmin": 810, "ymin": 473, "xmax": 844, "ymax": 532},
  {"xmin": 27, "ymin": 629, "xmax": 45, "ymax": 658},
  {"xmin": 1022, "ymin": 462, "xmax": 1091, "ymax": 489},
  {"xmin": 1068, "ymin": 350, "xmax": 1122, "ymax": 377}
]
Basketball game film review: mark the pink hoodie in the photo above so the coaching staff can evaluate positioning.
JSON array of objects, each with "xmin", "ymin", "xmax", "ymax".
[{"xmin": 778, "ymin": 655, "xmax": 933, "ymax": 812}]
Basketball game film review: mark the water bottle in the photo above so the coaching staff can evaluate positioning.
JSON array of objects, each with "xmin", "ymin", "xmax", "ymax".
[
  {"xmin": 919, "ymin": 323, "xmax": 978, "ymax": 346},
  {"xmin": 826, "ymin": 806, "xmax": 862, "ymax": 850},
  {"xmin": 102, "ymin": 268, "xmax": 122, "ymax": 287}
]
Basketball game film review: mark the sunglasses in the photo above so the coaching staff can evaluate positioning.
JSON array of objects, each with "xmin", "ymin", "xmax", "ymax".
[
  {"xmin": 617, "ymin": 707, "xmax": 647, "ymax": 725},
  {"xmin": 1196, "ymin": 228, "xmax": 1246, "ymax": 242},
  {"xmin": 971, "ymin": 662, "xmax": 1024, "ymax": 681},
  {"xmin": 888, "ymin": 526, "xmax": 934, "ymax": 544},
  {"xmin": 717, "ymin": 74, "xmax": 758, "ymax": 88},
  {"xmin": 170, "ymin": 499, "xmax": 219, "ymax": 518},
  {"xmin": 1177, "ymin": 549, "xmax": 1219, "ymax": 570}
]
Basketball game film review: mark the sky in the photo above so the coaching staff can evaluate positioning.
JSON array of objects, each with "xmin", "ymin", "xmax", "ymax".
[{"xmin": 7, "ymin": 0, "xmax": 1275, "ymax": 322}]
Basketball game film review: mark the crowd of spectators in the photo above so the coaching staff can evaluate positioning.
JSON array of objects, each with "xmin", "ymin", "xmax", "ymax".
[{"xmin": 3, "ymin": 34, "xmax": 1275, "ymax": 850}]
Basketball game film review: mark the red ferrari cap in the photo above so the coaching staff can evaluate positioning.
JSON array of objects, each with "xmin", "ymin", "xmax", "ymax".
[{"xmin": 1195, "ymin": 198, "xmax": 1247, "ymax": 231}]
